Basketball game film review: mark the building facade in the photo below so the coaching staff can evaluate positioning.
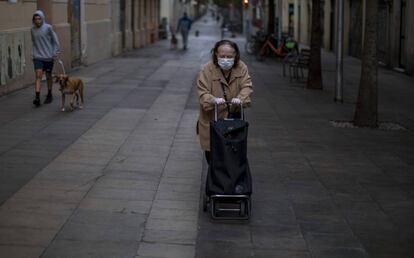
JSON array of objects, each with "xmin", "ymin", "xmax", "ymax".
[
  {"xmin": 294, "ymin": 0, "xmax": 414, "ymax": 75},
  {"xmin": 0, "ymin": 0, "xmax": 160, "ymax": 95},
  {"xmin": 243, "ymin": 0, "xmax": 414, "ymax": 75}
]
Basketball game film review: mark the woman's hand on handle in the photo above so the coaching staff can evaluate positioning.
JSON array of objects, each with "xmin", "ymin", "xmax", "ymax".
[
  {"xmin": 231, "ymin": 98, "xmax": 241, "ymax": 105},
  {"xmin": 212, "ymin": 97, "xmax": 226, "ymax": 105}
]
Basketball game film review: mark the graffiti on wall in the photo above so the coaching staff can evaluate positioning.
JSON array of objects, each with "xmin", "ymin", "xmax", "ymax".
[{"xmin": 0, "ymin": 32, "xmax": 26, "ymax": 85}]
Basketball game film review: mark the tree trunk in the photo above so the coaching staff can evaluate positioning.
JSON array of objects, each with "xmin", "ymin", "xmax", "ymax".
[
  {"xmin": 307, "ymin": 0, "xmax": 323, "ymax": 90},
  {"xmin": 268, "ymin": 0, "xmax": 275, "ymax": 34},
  {"xmin": 353, "ymin": 0, "xmax": 378, "ymax": 127}
]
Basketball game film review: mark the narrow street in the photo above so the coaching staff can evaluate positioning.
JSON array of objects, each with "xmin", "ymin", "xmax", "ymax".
[{"xmin": 1, "ymin": 14, "xmax": 414, "ymax": 258}]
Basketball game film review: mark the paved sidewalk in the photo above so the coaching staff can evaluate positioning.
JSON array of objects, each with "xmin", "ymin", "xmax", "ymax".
[{"xmin": 0, "ymin": 13, "xmax": 413, "ymax": 258}]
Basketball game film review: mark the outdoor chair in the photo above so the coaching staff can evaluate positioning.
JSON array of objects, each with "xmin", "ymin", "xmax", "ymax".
[
  {"xmin": 282, "ymin": 51, "xmax": 298, "ymax": 77},
  {"xmin": 289, "ymin": 48, "xmax": 311, "ymax": 81}
]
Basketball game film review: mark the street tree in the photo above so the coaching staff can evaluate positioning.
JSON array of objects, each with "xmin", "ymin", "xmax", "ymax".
[
  {"xmin": 307, "ymin": 0, "xmax": 323, "ymax": 90},
  {"xmin": 267, "ymin": 0, "xmax": 275, "ymax": 34},
  {"xmin": 353, "ymin": 0, "xmax": 378, "ymax": 127}
]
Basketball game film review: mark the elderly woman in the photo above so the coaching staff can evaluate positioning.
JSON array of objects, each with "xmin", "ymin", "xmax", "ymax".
[{"xmin": 197, "ymin": 40, "xmax": 253, "ymax": 163}]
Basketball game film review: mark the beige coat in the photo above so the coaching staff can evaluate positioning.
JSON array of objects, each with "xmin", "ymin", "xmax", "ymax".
[{"xmin": 197, "ymin": 60, "xmax": 253, "ymax": 151}]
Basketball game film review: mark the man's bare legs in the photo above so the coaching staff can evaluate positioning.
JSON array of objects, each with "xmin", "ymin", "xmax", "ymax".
[
  {"xmin": 33, "ymin": 69, "xmax": 43, "ymax": 106},
  {"xmin": 33, "ymin": 69, "xmax": 53, "ymax": 106}
]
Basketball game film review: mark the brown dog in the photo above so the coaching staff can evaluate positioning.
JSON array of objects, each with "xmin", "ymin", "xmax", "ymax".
[{"xmin": 55, "ymin": 74, "xmax": 84, "ymax": 112}]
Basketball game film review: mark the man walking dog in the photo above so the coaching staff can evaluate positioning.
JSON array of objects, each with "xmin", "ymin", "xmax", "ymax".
[{"xmin": 31, "ymin": 10, "xmax": 60, "ymax": 107}]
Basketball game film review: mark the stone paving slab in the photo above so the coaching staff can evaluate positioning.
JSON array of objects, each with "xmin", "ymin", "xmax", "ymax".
[
  {"xmin": 78, "ymin": 197, "xmax": 153, "ymax": 215},
  {"xmin": 143, "ymin": 229, "xmax": 197, "ymax": 245},
  {"xmin": 42, "ymin": 240, "xmax": 138, "ymax": 258},
  {"xmin": 0, "ymin": 227, "xmax": 57, "ymax": 247},
  {"xmin": 152, "ymin": 199, "xmax": 199, "ymax": 211},
  {"xmin": 0, "ymin": 245, "xmax": 45, "ymax": 258},
  {"xmin": 0, "ymin": 211, "xmax": 67, "ymax": 230},
  {"xmin": 0, "ymin": 106, "xmax": 147, "ymax": 257},
  {"xmin": 137, "ymin": 242, "xmax": 195, "ymax": 258}
]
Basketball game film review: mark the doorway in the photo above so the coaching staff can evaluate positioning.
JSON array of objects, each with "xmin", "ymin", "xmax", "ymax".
[
  {"xmin": 68, "ymin": 0, "xmax": 81, "ymax": 67},
  {"xmin": 377, "ymin": 0, "xmax": 388, "ymax": 64},
  {"xmin": 120, "ymin": 0, "xmax": 126, "ymax": 49},
  {"xmin": 398, "ymin": 0, "xmax": 407, "ymax": 68},
  {"xmin": 131, "ymin": 0, "xmax": 135, "ymax": 47},
  {"xmin": 329, "ymin": 0, "xmax": 335, "ymax": 51}
]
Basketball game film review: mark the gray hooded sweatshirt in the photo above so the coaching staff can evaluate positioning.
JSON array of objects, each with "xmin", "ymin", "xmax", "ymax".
[{"xmin": 31, "ymin": 10, "xmax": 60, "ymax": 61}]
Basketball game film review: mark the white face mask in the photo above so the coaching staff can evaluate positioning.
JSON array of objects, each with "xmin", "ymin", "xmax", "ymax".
[{"xmin": 217, "ymin": 58, "xmax": 235, "ymax": 70}]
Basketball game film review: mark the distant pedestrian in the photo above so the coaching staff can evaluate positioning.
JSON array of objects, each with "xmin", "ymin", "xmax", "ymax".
[
  {"xmin": 196, "ymin": 40, "xmax": 253, "ymax": 163},
  {"xmin": 176, "ymin": 12, "xmax": 192, "ymax": 50},
  {"xmin": 31, "ymin": 10, "xmax": 60, "ymax": 107}
]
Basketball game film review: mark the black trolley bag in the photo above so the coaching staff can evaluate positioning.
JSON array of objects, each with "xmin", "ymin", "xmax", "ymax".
[{"xmin": 203, "ymin": 103, "xmax": 252, "ymax": 220}]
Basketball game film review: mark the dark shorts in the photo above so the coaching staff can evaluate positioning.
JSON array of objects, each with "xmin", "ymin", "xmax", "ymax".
[{"xmin": 33, "ymin": 59, "xmax": 54, "ymax": 73}]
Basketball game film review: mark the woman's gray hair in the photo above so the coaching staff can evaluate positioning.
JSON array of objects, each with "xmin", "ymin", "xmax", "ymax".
[{"xmin": 211, "ymin": 40, "xmax": 240, "ymax": 68}]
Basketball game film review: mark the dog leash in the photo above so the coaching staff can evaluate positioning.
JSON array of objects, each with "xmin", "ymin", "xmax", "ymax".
[{"xmin": 57, "ymin": 59, "xmax": 66, "ymax": 76}]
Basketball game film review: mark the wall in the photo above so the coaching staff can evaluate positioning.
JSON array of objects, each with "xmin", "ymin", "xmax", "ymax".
[
  {"xmin": 405, "ymin": 1, "xmax": 414, "ymax": 74},
  {"xmin": 323, "ymin": 0, "xmax": 333, "ymax": 50},
  {"xmin": 0, "ymin": 1, "xmax": 42, "ymax": 95},
  {"xmin": 388, "ymin": 0, "xmax": 414, "ymax": 74},
  {"xmin": 50, "ymin": 0, "xmax": 71, "ymax": 73},
  {"xmin": 295, "ymin": 0, "xmax": 310, "ymax": 45},
  {"xmin": 280, "ymin": 0, "xmax": 294, "ymax": 36}
]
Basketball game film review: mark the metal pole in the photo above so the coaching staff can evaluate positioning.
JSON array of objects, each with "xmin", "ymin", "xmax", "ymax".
[{"xmin": 335, "ymin": 0, "xmax": 344, "ymax": 102}]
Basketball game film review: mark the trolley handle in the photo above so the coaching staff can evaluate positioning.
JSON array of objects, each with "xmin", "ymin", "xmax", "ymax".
[{"xmin": 214, "ymin": 102, "xmax": 244, "ymax": 122}]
